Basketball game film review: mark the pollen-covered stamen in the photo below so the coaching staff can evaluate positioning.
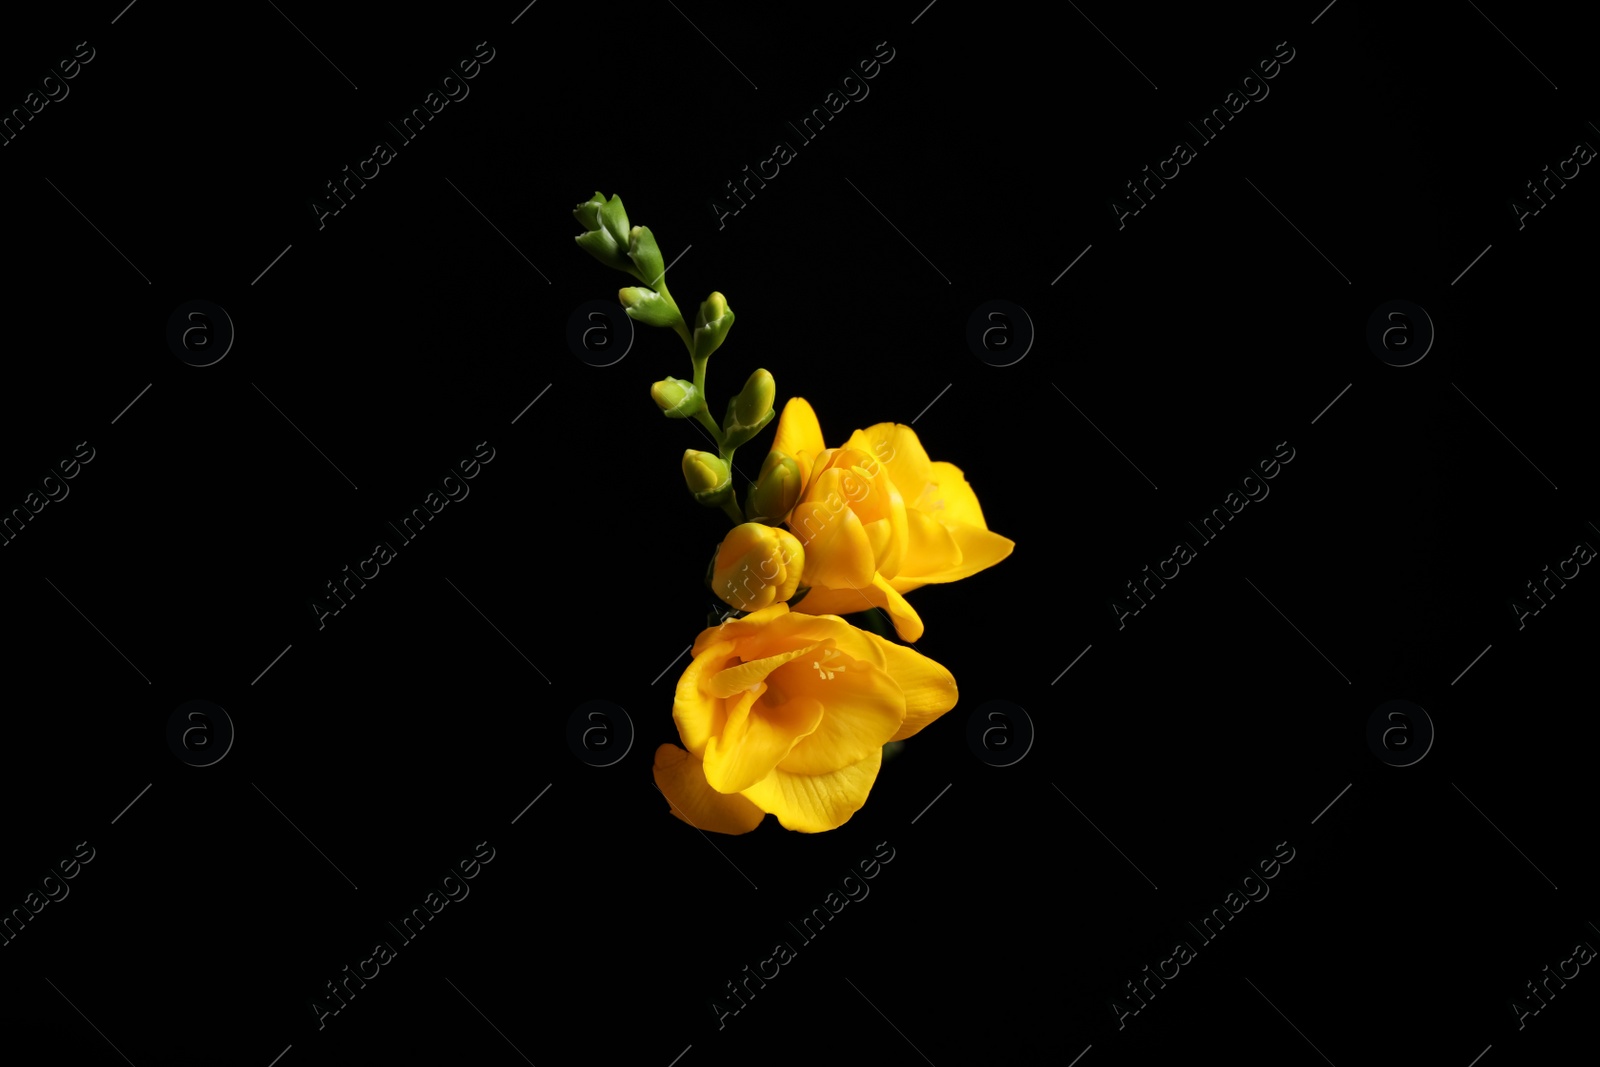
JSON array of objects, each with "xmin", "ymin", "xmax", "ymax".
[{"xmin": 811, "ymin": 647, "xmax": 846, "ymax": 681}]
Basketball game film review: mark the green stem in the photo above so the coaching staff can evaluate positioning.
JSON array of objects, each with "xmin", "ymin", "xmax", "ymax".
[
  {"xmin": 693, "ymin": 406, "xmax": 724, "ymax": 446},
  {"xmin": 719, "ymin": 493, "xmax": 744, "ymax": 526},
  {"xmin": 691, "ymin": 352, "xmax": 709, "ymax": 398},
  {"xmin": 688, "ymin": 346, "xmax": 724, "ymax": 448},
  {"xmin": 655, "ymin": 278, "xmax": 693, "ymax": 350}
]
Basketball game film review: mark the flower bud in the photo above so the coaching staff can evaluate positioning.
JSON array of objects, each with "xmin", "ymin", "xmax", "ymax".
[
  {"xmin": 682, "ymin": 450, "xmax": 733, "ymax": 507},
  {"xmin": 744, "ymin": 449, "xmax": 801, "ymax": 523},
  {"xmin": 712, "ymin": 523, "xmax": 804, "ymax": 612},
  {"xmin": 574, "ymin": 191, "xmax": 632, "ymax": 272},
  {"xmin": 573, "ymin": 190, "xmax": 606, "ymax": 231},
  {"xmin": 619, "ymin": 287, "xmax": 684, "ymax": 330},
  {"xmin": 722, "ymin": 368, "xmax": 776, "ymax": 449},
  {"xmin": 692, "ymin": 292, "xmax": 734, "ymax": 363},
  {"xmin": 628, "ymin": 226, "xmax": 665, "ymax": 284},
  {"xmin": 733, "ymin": 369, "xmax": 775, "ymax": 426},
  {"xmin": 598, "ymin": 193, "xmax": 631, "ymax": 251},
  {"xmin": 694, "ymin": 291, "xmax": 728, "ymax": 330},
  {"xmin": 650, "ymin": 377, "xmax": 703, "ymax": 419},
  {"xmin": 576, "ymin": 229, "xmax": 627, "ymax": 271}
]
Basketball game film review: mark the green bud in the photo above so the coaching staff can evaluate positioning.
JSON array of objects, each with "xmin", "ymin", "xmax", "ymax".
[
  {"xmin": 732, "ymin": 369, "xmax": 774, "ymax": 428},
  {"xmin": 650, "ymin": 377, "xmax": 703, "ymax": 418},
  {"xmin": 694, "ymin": 291, "xmax": 728, "ymax": 330},
  {"xmin": 628, "ymin": 226, "xmax": 665, "ymax": 285},
  {"xmin": 619, "ymin": 287, "xmax": 684, "ymax": 330},
  {"xmin": 573, "ymin": 190, "xmax": 606, "ymax": 232},
  {"xmin": 745, "ymin": 449, "xmax": 801, "ymax": 522},
  {"xmin": 724, "ymin": 406, "xmax": 774, "ymax": 451},
  {"xmin": 576, "ymin": 228, "xmax": 629, "ymax": 272},
  {"xmin": 599, "ymin": 194, "xmax": 631, "ymax": 252},
  {"xmin": 722, "ymin": 368, "xmax": 776, "ymax": 449},
  {"xmin": 692, "ymin": 292, "xmax": 734, "ymax": 363},
  {"xmin": 573, "ymin": 191, "xmax": 635, "ymax": 273},
  {"xmin": 682, "ymin": 450, "xmax": 733, "ymax": 507}
]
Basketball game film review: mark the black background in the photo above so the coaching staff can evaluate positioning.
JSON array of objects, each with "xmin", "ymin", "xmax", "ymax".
[{"xmin": 1, "ymin": 2, "xmax": 1595, "ymax": 1065}]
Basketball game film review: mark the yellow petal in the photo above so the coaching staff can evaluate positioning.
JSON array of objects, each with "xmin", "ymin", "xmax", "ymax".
[
  {"xmin": 845, "ymin": 423, "xmax": 934, "ymax": 503},
  {"xmin": 845, "ymin": 464, "xmax": 907, "ymax": 579},
  {"xmin": 787, "ymin": 584, "xmax": 877, "ymax": 619},
  {"xmin": 861, "ymin": 517, "xmax": 895, "ymax": 572},
  {"xmin": 702, "ymin": 664, "xmax": 826, "ymax": 793},
  {"xmin": 899, "ymin": 505, "xmax": 963, "ymax": 579},
  {"xmin": 790, "ymin": 574, "xmax": 925, "ymax": 643},
  {"xmin": 861, "ymin": 634, "xmax": 959, "ymax": 740},
  {"xmin": 927, "ymin": 461, "xmax": 987, "ymax": 529},
  {"xmin": 809, "ymin": 446, "xmax": 845, "ymax": 477},
  {"xmin": 770, "ymin": 528, "xmax": 805, "ymax": 602},
  {"xmin": 673, "ymin": 640, "xmax": 738, "ymax": 758},
  {"xmin": 914, "ymin": 524, "xmax": 1015, "ymax": 584},
  {"xmin": 692, "ymin": 602, "xmax": 788, "ymax": 656},
  {"xmin": 773, "ymin": 397, "xmax": 826, "ymax": 490},
  {"xmin": 791, "ymin": 470, "xmax": 877, "ymax": 590},
  {"xmin": 776, "ymin": 648, "xmax": 905, "ymax": 775},
  {"xmin": 755, "ymin": 611, "xmax": 949, "ymax": 698},
  {"xmin": 717, "ymin": 606, "xmax": 863, "ymax": 663},
  {"xmin": 739, "ymin": 746, "xmax": 883, "ymax": 833},
  {"xmin": 871, "ymin": 574, "xmax": 924, "ymax": 642},
  {"xmin": 653, "ymin": 744, "xmax": 765, "ymax": 835},
  {"xmin": 707, "ymin": 642, "xmax": 821, "ymax": 698}
]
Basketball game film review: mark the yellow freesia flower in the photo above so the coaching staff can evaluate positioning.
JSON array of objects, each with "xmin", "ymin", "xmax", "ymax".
[
  {"xmin": 652, "ymin": 603, "xmax": 958, "ymax": 833},
  {"xmin": 764, "ymin": 397, "xmax": 1014, "ymax": 642}
]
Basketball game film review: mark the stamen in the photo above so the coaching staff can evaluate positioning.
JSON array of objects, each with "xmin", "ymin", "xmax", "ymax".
[{"xmin": 811, "ymin": 647, "xmax": 847, "ymax": 681}]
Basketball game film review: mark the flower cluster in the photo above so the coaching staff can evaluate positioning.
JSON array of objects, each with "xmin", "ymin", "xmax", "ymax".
[{"xmin": 573, "ymin": 192, "xmax": 1014, "ymax": 833}]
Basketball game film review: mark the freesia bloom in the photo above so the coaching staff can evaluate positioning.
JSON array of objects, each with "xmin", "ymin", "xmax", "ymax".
[
  {"xmin": 761, "ymin": 397, "xmax": 1014, "ymax": 642},
  {"xmin": 652, "ymin": 603, "xmax": 958, "ymax": 833}
]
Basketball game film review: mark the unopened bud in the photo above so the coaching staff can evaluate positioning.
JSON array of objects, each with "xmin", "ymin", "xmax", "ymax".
[
  {"xmin": 745, "ymin": 450, "xmax": 802, "ymax": 523},
  {"xmin": 650, "ymin": 377, "xmax": 703, "ymax": 418},
  {"xmin": 628, "ymin": 226, "xmax": 665, "ymax": 284},
  {"xmin": 723, "ymin": 368, "xmax": 775, "ymax": 449},
  {"xmin": 682, "ymin": 450, "xmax": 733, "ymax": 507},
  {"xmin": 692, "ymin": 292, "xmax": 734, "ymax": 363},
  {"xmin": 619, "ymin": 287, "xmax": 683, "ymax": 329}
]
